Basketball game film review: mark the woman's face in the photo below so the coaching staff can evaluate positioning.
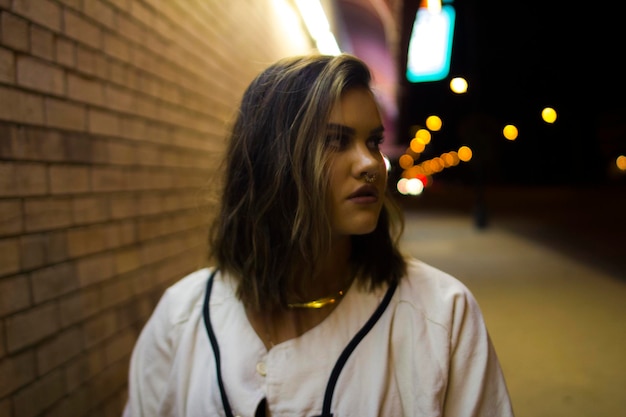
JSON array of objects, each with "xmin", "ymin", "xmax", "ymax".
[{"xmin": 326, "ymin": 87, "xmax": 387, "ymax": 238}]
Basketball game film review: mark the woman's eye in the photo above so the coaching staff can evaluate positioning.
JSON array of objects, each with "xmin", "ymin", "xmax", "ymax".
[
  {"xmin": 367, "ymin": 134, "xmax": 384, "ymax": 149},
  {"xmin": 326, "ymin": 134, "xmax": 348, "ymax": 149}
]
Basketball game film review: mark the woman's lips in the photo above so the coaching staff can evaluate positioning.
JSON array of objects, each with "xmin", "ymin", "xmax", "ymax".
[{"xmin": 347, "ymin": 185, "xmax": 379, "ymax": 203}]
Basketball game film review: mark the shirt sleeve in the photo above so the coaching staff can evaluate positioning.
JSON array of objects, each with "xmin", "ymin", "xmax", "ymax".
[
  {"xmin": 443, "ymin": 288, "xmax": 515, "ymax": 417},
  {"xmin": 122, "ymin": 290, "xmax": 176, "ymax": 417}
]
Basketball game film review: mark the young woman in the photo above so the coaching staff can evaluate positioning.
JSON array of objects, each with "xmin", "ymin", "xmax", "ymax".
[{"xmin": 123, "ymin": 54, "xmax": 515, "ymax": 417}]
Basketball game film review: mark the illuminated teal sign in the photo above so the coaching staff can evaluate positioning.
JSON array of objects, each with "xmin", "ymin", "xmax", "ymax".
[{"xmin": 406, "ymin": 4, "xmax": 456, "ymax": 83}]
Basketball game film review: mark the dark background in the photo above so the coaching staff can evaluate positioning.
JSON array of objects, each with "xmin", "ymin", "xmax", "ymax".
[{"xmin": 396, "ymin": 0, "xmax": 626, "ymax": 186}]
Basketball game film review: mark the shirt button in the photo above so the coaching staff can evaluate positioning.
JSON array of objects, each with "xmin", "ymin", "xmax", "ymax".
[{"xmin": 256, "ymin": 361, "xmax": 267, "ymax": 376}]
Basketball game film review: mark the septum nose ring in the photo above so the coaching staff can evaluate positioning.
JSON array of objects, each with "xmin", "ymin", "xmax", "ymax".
[{"xmin": 363, "ymin": 172, "xmax": 378, "ymax": 183}]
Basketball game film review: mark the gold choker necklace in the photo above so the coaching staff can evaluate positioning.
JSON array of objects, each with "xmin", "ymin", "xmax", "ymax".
[{"xmin": 287, "ymin": 290, "xmax": 345, "ymax": 309}]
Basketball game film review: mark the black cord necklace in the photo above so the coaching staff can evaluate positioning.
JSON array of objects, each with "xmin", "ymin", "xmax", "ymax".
[{"xmin": 202, "ymin": 269, "xmax": 397, "ymax": 417}]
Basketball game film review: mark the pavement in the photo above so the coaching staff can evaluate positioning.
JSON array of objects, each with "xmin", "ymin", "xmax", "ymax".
[{"xmin": 397, "ymin": 183, "xmax": 626, "ymax": 417}]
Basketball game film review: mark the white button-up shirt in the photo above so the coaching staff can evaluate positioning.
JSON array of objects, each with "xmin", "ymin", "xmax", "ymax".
[{"xmin": 123, "ymin": 258, "xmax": 515, "ymax": 417}]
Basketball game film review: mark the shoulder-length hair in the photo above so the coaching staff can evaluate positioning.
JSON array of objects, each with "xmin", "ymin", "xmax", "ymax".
[{"xmin": 208, "ymin": 53, "xmax": 407, "ymax": 311}]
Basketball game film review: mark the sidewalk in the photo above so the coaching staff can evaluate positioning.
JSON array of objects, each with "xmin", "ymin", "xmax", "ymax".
[{"xmin": 399, "ymin": 186, "xmax": 626, "ymax": 417}]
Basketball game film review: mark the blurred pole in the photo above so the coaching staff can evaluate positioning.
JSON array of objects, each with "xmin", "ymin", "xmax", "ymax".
[{"xmin": 473, "ymin": 156, "xmax": 488, "ymax": 229}]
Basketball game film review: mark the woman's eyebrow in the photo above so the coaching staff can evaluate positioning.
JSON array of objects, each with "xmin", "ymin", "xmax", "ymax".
[
  {"xmin": 326, "ymin": 123, "xmax": 355, "ymax": 135},
  {"xmin": 326, "ymin": 123, "xmax": 385, "ymax": 135}
]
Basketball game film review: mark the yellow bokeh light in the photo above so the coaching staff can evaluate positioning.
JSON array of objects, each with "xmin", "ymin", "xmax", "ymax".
[
  {"xmin": 449, "ymin": 77, "xmax": 468, "ymax": 94},
  {"xmin": 410, "ymin": 138, "xmax": 426, "ymax": 153},
  {"xmin": 441, "ymin": 152, "xmax": 455, "ymax": 167},
  {"xmin": 503, "ymin": 124, "xmax": 518, "ymax": 141},
  {"xmin": 425, "ymin": 116, "xmax": 442, "ymax": 132},
  {"xmin": 542, "ymin": 107, "xmax": 557, "ymax": 123},
  {"xmin": 398, "ymin": 154, "xmax": 414, "ymax": 169},
  {"xmin": 617, "ymin": 155, "xmax": 626, "ymax": 171},
  {"xmin": 458, "ymin": 145, "xmax": 472, "ymax": 162},
  {"xmin": 415, "ymin": 128, "xmax": 431, "ymax": 144},
  {"xmin": 404, "ymin": 165, "xmax": 424, "ymax": 178}
]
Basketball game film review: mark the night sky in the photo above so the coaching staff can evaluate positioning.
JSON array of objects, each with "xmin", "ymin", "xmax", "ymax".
[{"xmin": 396, "ymin": 1, "xmax": 626, "ymax": 186}]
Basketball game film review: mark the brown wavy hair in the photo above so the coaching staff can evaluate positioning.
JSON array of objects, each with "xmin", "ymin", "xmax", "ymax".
[{"xmin": 208, "ymin": 54, "xmax": 406, "ymax": 311}]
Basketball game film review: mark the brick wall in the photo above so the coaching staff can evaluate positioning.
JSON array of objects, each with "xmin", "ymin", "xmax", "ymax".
[{"xmin": 0, "ymin": 0, "xmax": 313, "ymax": 416}]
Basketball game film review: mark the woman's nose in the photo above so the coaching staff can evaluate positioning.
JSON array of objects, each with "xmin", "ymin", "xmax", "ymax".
[{"xmin": 352, "ymin": 142, "xmax": 381, "ymax": 176}]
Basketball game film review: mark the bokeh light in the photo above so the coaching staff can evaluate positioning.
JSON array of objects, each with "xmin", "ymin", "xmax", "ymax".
[
  {"xmin": 415, "ymin": 128, "xmax": 432, "ymax": 143},
  {"xmin": 425, "ymin": 115, "xmax": 442, "ymax": 131},
  {"xmin": 503, "ymin": 124, "xmax": 518, "ymax": 141},
  {"xmin": 410, "ymin": 138, "xmax": 426, "ymax": 153},
  {"xmin": 617, "ymin": 155, "xmax": 626, "ymax": 171},
  {"xmin": 398, "ymin": 154, "xmax": 414, "ymax": 169},
  {"xmin": 449, "ymin": 77, "xmax": 468, "ymax": 94},
  {"xmin": 458, "ymin": 145, "xmax": 472, "ymax": 162},
  {"xmin": 541, "ymin": 107, "xmax": 557, "ymax": 123}
]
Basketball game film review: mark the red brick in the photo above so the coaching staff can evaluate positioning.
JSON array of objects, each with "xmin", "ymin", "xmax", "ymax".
[
  {"xmin": 114, "ymin": 247, "xmax": 140, "ymax": 275},
  {"xmin": 13, "ymin": 0, "xmax": 61, "ymax": 32},
  {"xmin": 30, "ymin": 25, "xmax": 54, "ymax": 60},
  {"xmin": 3, "ymin": 126, "xmax": 65, "ymax": 162},
  {"xmin": 0, "ymin": 237, "xmax": 20, "ymax": 277},
  {"xmin": 44, "ymin": 97, "xmax": 87, "ymax": 131},
  {"xmin": 104, "ymin": 328, "xmax": 134, "ymax": 365},
  {"xmin": 30, "ymin": 261, "xmax": 78, "ymax": 303},
  {"xmin": 83, "ymin": 310, "xmax": 117, "ymax": 349},
  {"xmin": 87, "ymin": 359, "xmax": 126, "ymax": 404},
  {"xmin": 59, "ymin": 286, "xmax": 101, "ymax": 327},
  {"xmin": 49, "ymin": 164, "xmax": 90, "ymax": 194},
  {"xmin": 0, "ymin": 199, "xmax": 22, "ymax": 235},
  {"xmin": 135, "ymin": 143, "xmax": 160, "ymax": 166},
  {"xmin": 107, "ymin": 140, "xmax": 136, "ymax": 165},
  {"xmin": 119, "ymin": 116, "xmax": 146, "ymax": 140},
  {"xmin": 0, "ymin": 162, "xmax": 49, "ymax": 197},
  {"xmin": 36, "ymin": 326, "xmax": 83, "ymax": 374},
  {"xmin": 83, "ymin": 0, "xmax": 115, "ymax": 30},
  {"xmin": 66, "ymin": 225, "xmax": 105, "ymax": 257},
  {"xmin": 107, "ymin": 60, "xmax": 128, "ymax": 86},
  {"xmin": 63, "ymin": 9, "xmax": 101, "ymax": 49},
  {"xmin": 88, "ymin": 108, "xmax": 120, "ymax": 137},
  {"xmin": 0, "ymin": 12, "xmax": 29, "ymax": 52},
  {"xmin": 55, "ymin": 36, "xmax": 75, "ymax": 67},
  {"xmin": 91, "ymin": 166, "xmax": 126, "ymax": 192},
  {"xmin": 116, "ymin": 13, "xmax": 145, "ymax": 45},
  {"xmin": 76, "ymin": 43, "xmax": 108, "ymax": 79},
  {"xmin": 109, "ymin": 193, "xmax": 136, "ymax": 219},
  {"xmin": 107, "ymin": 0, "xmax": 130, "ymax": 12},
  {"xmin": 23, "ymin": 197, "xmax": 73, "ymax": 232},
  {"xmin": 67, "ymin": 73, "xmax": 104, "ymax": 106},
  {"xmin": 115, "ymin": 219, "xmax": 136, "ymax": 246},
  {"xmin": 100, "ymin": 275, "xmax": 132, "ymax": 309},
  {"xmin": 74, "ymin": 252, "xmax": 115, "ymax": 287},
  {"xmin": 20, "ymin": 230, "xmax": 67, "ymax": 269},
  {"xmin": 62, "ymin": 132, "xmax": 97, "ymax": 163},
  {"xmin": 42, "ymin": 384, "xmax": 92, "ymax": 417},
  {"xmin": 0, "ymin": 86, "xmax": 45, "ymax": 125},
  {"xmin": 104, "ymin": 84, "xmax": 134, "ymax": 113},
  {"xmin": 55, "ymin": 0, "xmax": 81, "ymax": 10},
  {"xmin": 72, "ymin": 195, "xmax": 109, "ymax": 225},
  {"xmin": 103, "ymin": 32, "xmax": 130, "ymax": 63},
  {"xmin": 16, "ymin": 55, "xmax": 65, "ymax": 95},
  {"xmin": 0, "ymin": 45, "xmax": 14, "ymax": 83},
  {"xmin": 5, "ymin": 302, "xmax": 59, "ymax": 352},
  {"xmin": 0, "ymin": 274, "xmax": 31, "ymax": 316},
  {"xmin": 0, "ymin": 398, "xmax": 9, "ymax": 417},
  {"xmin": 12, "ymin": 368, "xmax": 65, "ymax": 417},
  {"xmin": 129, "ymin": 1, "xmax": 154, "ymax": 28},
  {"xmin": 0, "ymin": 350, "xmax": 36, "ymax": 397}
]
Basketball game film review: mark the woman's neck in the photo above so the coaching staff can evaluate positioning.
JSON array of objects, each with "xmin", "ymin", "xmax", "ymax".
[
  {"xmin": 296, "ymin": 236, "xmax": 353, "ymax": 301},
  {"xmin": 245, "ymin": 236, "xmax": 354, "ymax": 350}
]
